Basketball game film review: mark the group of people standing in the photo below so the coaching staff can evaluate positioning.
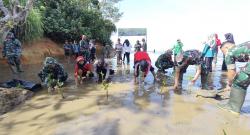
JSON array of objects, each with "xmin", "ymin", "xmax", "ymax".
[
  {"xmin": 115, "ymin": 38, "xmax": 147, "ymax": 65},
  {"xmin": 63, "ymin": 35, "xmax": 96, "ymax": 63}
]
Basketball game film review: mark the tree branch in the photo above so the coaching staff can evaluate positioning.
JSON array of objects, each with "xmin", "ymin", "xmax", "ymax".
[
  {"xmin": 0, "ymin": 0, "xmax": 33, "ymax": 43},
  {"xmin": 0, "ymin": 0, "xmax": 10, "ymax": 22}
]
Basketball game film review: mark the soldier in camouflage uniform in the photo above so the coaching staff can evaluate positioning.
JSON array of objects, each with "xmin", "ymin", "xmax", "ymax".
[
  {"xmin": 155, "ymin": 50, "xmax": 174, "ymax": 73},
  {"xmin": 173, "ymin": 49, "xmax": 209, "ymax": 90},
  {"xmin": 38, "ymin": 57, "xmax": 68, "ymax": 93},
  {"xmin": 218, "ymin": 35, "xmax": 250, "ymax": 114},
  {"xmin": 79, "ymin": 35, "xmax": 90, "ymax": 61},
  {"xmin": 2, "ymin": 32, "xmax": 23, "ymax": 73}
]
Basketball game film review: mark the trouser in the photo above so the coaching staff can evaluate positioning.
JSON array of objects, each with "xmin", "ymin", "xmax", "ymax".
[
  {"xmin": 96, "ymin": 65, "xmax": 107, "ymax": 82},
  {"xmin": 7, "ymin": 56, "xmax": 21, "ymax": 66},
  {"xmin": 123, "ymin": 52, "xmax": 130, "ymax": 63},
  {"xmin": 7, "ymin": 56, "xmax": 22, "ymax": 73},
  {"xmin": 90, "ymin": 53, "xmax": 96, "ymax": 62},
  {"xmin": 205, "ymin": 57, "xmax": 213, "ymax": 72},
  {"xmin": 134, "ymin": 60, "xmax": 154, "ymax": 77},
  {"xmin": 116, "ymin": 51, "xmax": 122, "ymax": 63},
  {"xmin": 177, "ymin": 64, "xmax": 209, "ymax": 89},
  {"xmin": 201, "ymin": 69, "xmax": 209, "ymax": 89},
  {"xmin": 222, "ymin": 55, "xmax": 228, "ymax": 71},
  {"xmin": 232, "ymin": 62, "xmax": 250, "ymax": 91},
  {"xmin": 176, "ymin": 65, "xmax": 188, "ymax": 89},
  {"xmin": 213, "ymin": 52, "xmax": 218, "ymax": 64}
]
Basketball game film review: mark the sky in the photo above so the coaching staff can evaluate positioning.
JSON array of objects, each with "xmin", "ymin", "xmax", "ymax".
[{"xmin": 111, "ymin": 0, "xmax": 250, "ymax": 51}]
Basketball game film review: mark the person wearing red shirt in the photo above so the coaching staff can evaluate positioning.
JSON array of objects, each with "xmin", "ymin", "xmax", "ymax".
[
  {"xmin": 134, "ymin": 50, "xmax": 156, "ymax": 83},
  {"xmin": 74, "ymin": 56, "xmax": 93, "ymax": 87},
  {"xmin": 212, "ymin": 34, "xmax": 222, "ymax": 68}
]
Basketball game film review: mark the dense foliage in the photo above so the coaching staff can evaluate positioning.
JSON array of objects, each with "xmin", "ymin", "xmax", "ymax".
[
  {"xmin": 42, "ymin": 0, "xmax": 117, "ymax": 44},
  {"xmin": 1, "ymin": 0, "xmax": 122, "ymax": 45}
]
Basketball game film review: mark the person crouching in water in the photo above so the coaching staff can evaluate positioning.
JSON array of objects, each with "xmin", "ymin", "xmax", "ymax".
[
  {"xmin": 173, "ymin": 50, "xmax": 209, "ymax": 91},
  {"xmin": 38, "ymin": 57, "xmax": 68, "ymax": 94},
  {"xmin": 155, "ymin": 49, "xmax": 174, "ymax": 73},
  {"xmin": 74, "ymin": 56, "xmax": 94, "ymax": 87},
  {"xmin": 134, "ymin": 49, "xmax": 157, "ymax": 84},
  {"xmin": 95, "ymin": 58, "xmax": 114, "ymax": 83}
]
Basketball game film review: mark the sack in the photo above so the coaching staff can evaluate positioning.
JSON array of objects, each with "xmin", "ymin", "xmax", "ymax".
[{"xmin": 0, "ymin": 79, "xmax": 42, "ymax": 92}]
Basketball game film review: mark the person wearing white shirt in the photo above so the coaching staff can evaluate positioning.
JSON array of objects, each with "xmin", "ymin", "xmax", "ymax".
[{"xmin": 122, "ymin": 39, "xmax": 132, "ymax": 64}]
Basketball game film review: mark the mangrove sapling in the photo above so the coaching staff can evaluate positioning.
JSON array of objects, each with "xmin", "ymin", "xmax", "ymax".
[
  {"xmin": 223, "ymin": 129, "xmax": 227, "ymax": 135},
  {"xmin": 187, "ymin": 75, "xmax": 194, "ymax": 94},
  {"xmin": 47, "ymin": 74, "xmax": 65, "ymax": 99},
  {"xmin": 16, "ymin": 83, "xmax": 24, "ymax": 89},
  {"xmin": 101, "ymin": 72, "xmax": 111, "ymax": 99},
  {"xmin": 160, "ymin": 78, "xmax": 167, "ymax": 94}
]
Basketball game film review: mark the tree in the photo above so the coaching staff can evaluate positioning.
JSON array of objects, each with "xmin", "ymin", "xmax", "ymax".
[
  {"xmin": 42, "ymin": 0, "xmax": 116, "ymax": 44},
  {"xmin": 99, "ymin": 0, "xmax": 123, "ymax": 23},
  {"xmin": 0, "ymin": 0, "xmax": 33, "ymax": 43}
]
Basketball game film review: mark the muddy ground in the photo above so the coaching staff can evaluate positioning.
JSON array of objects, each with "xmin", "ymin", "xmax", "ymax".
[{"xmin": 0, "ymin": 49, "xmax": 250, "ymax": 135}]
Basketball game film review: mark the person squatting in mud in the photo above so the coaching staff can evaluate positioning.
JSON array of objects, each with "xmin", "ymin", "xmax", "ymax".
[
  {"xmin": 74, "ymin": 56, "xmax": 94, "ymax": 87},
  {"xmin": 173, "ymin": 49, "xmax": 210, "ymax": 91},
  {"xmin": 2, "ymin": 32, "xmax": 23, "ymax": 73},
  {"xmin": 94, "ymin": 57, "xmax": 115, "ymax": 83},
  {"xmin": 38, "ymin": 57, "xmax": 68, "ymax": 94},
  {"xmin": 134, "ymin": 49, "xmax": 157, "ymax": 84},
  {"xmin": 155, "ymin": 49, "xmax": 175, "ymax": 74},
  {"xmin": 218, "ymin": 33, "xmax": 250, "ymax": 115}
]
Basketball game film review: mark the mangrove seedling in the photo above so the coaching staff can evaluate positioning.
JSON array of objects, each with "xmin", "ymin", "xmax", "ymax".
[
  {"xmin": 47, "ymin": 74, "xmax": 65, "ymax": 99},
  {"xmin": 160, "ymin": 77, "xmax": 168, "ymax": 93},
  {"xmin": 223, "ymin": 129, "xmax": 227, "ymax": 135},
  {"xmin": 101, "ymin": 72, "xmax": 111, "ymax": 99},
  {"xmin": 16, "ymin": 83, "xmax": 24, "ymax": 89}
]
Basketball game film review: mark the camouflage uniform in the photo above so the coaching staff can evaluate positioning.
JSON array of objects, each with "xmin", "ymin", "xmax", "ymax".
[
  {"xmin": 218, "ymin": 41, "xmax": 250, "ymax": 114},
  {"xmin": 2, "ymin": 32, "xmax": 22, "ymax": 72},
  {"xmin": 79, "ymin": 40, "xmax": 90, "ymax": 61},
  {"xmin": 225, "ymin": 42, "xmax": 250, "ymax": 91},
  {"xmin": 155, "ymin": 50, "xmax": 174, "ymax": 72},
  {"xmin": 38, "ymin": 57, "xmax": 68, "ymax": 88},
  {"xmin": 176, "ymin": 49, "xmax": 208, "ymax": 89}
]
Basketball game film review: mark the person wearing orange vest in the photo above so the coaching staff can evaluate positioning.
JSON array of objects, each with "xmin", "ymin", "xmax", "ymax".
[
  {"xmin": 134, "ymin": 50, "xmax": 156, "ymax": 83},
  {"xmin": 74, "ymin": 56, "xmax": 93, "ymax": 87}
]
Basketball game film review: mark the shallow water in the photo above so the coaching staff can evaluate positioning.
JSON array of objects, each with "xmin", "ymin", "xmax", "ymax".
[{"xmin": 0, "ymin": 52, "xmax": 250, "ymax": 135}]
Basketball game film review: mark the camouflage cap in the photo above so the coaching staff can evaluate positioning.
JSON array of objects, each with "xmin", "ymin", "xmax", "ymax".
[
  {"xmin": 44, "ymin": 57, "xmax": 57, "ymax": 65},
  {"xmin": 6, "ymin": 32, "xmax": 14, "ymax": 39}
]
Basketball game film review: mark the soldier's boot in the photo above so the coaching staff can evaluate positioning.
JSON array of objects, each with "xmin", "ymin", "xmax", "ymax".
[
  {"xmin": 201, "ymin": 72, "xmax": 209, "ymax": 90},
  {"xmin": 218, "ymin": 87, "xmax": 246, "ymax": 115},
  {"xmin": 16, "ymin": 65, "xmax": 24, "ymax": 72},
  {"xmin": 10, "ymin": 65, "xmax": 17, "ymax": 74},
  {"xmin": 218, "ymin": 69, "xmax": 250, "ymax": 115}
]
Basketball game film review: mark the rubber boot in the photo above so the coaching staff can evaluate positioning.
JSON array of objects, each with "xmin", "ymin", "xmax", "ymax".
[
  {"xmin": 178, "ymin": 72, "xmax": 183, "ymax": 90},
  {"xmin": 10, "ymin": 65, "xmax": 17, "ymax": 74},
  {"xmin": 218, "ymin": 87, "xmax": 246, "ymax": 115},
  {"xmin": 201, "ymin": 72, "xmax": 209, "ymax": 90},
  {"xmin": 17, "ymin": 65, "xmax": 24, "ymax": 72}
]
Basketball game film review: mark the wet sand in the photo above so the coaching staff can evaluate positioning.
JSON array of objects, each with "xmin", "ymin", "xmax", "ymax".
[{"xmin": 0, "ymin": 52, "xmax": 250, "ymax": 135}]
